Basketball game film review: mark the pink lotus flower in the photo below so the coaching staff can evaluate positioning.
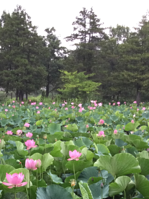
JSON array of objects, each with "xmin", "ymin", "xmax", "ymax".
[
  {"xmin": 79, "ymin": 107, "xmax": 84, "ymax": 112},
  {"xmin": 31, "ymin": 102, "xmax": 36, "ymax": 105},
  {"xmin": 131, "ymin": 120, "xmax": 134, "ymax": 123},
  {"xmin": 71, "ymin": 106, "xmax": 75, "ymax": 109},
  {"xmin": 6, "ymin": 131, "xmax": 13, "ymax": 135},
  {"xmin": 29, "ymin": 99, "xmax": 31, "ymax": 102},
  {"xmin": 97, "ymin": 131, "xmax": 105, "ymax": 137},
  {"xmin": 25, "ymin": 158, "xmax": 38, "ymax": 170},
  {"xmin": 16, "ymin": 130, "xmax": 22, "ymax": 136},
  {"xmin": 78, "ymin": 104, "xmax": 82, "ymax": 107},
  {"xmin": 67, "ymin": 150, "xmax": 82, "ymax": 161},
  {"xmin": 98, "ymin": 103, "xmax": 102, "ymax": 106},
  {"xmin": 117, "ymin": 102, "xmax": 120, "ymax": 105},
  {"xmin": 36, "ymin": 106, "xmax": 39, "ymax": 109},
  {"xmin": 65, "ymin": 108, "xmax": 68, "ymax": 110},
  {"xmin": 130, "ymin": 107, "xmax": 132, "ymax": 109},
  {"xmin": 137, "ymin": 108, "xmax": 139, "ymax": 111},
  {"xmin": 37, "ymin": 111, "xmax": 40, "ymax": 114},
  {"xmin": 142, "ymin": 107, "xmax": 146, "ymax": 111},
  {"xmin": 133, "ymin": 101, "xmax": 137, "ymax": 104},
  {"xmin": 21, "ymin": 102, "xmax": 24, "ymax": 104},
  {"xmin": 86, "ymin": 124, "xmax": 89, "ymax": 128},
  {"xmin": 12, "ymin": 105, "xmax": 15, "ymax": 108},
  {"xmin": 5, "ymin": 109, "xmax": 8, "ymax": 112},
  {"xmin": 94, "ymin": 103, "xmax": 97, "ymax": 107},
  {"xmin": 113, "ymin": 103, "xmax": 115, "ymax": 106},
  {"xmin": 98, "ymin": 119, "xmax": 104, "ymax": 125},
  {"xmin": 64, "ymin": 101, "xmax": 67, "ymax": 104},
  {"xmin": 124, "ymin": 102, "xmax": 126, "ymax": 104},
  {"xmin": 52, "ymin": 102, "xmax": 55, "ymax": 104},
  {"xmin": 26, "ymin": 132, "xmax": 33, "ymax": 138},
  {"xmin": 114, "ymin": 129, "xmax": 118, "ymax": 134},
  {"xmin": 12, "ymin": 101, "xmax": 15, "ymax": 103},
  {"xmin": 71, "ymin": 102, "xmax": 74, "ymax": 105},
  {"xmin": 25, "ymin": 140, "xmax": 37, "ymax": 150},
  {"xmin": 2, "ymin": 173, "xmax": 27, "ymax": 189},
  {"xmin": 79, "ymin": 108, "xmax": 82, "ymax": 112},
  {"xmin": 49, "ymin": 107, "xmax": 50, "ymax": 109},
  {"xmin": 24, "ymin": 123, "xmax": 30, "ymax": 127},
  {"xmin": 39, "ymin": 102, "xmax": 43, "ymax": 105},
  {"xmin": 109, "ymin": 103, "xmax": 111, "ymax": 105},
  {"xmin": 89, "ymin": 107, "xmax": 93, "ymax": 110},
  {"xmin": 62, "ymin": 104, "xmax": 65, "ymax": 107}
]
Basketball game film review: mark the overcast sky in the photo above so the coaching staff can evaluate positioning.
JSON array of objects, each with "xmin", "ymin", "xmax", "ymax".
[{"xmin": 0, "ymin": 0, "xmax": 149, "ymax": 48}]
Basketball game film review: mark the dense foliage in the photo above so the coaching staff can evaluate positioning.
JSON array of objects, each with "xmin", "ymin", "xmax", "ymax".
[
  {"xmin": 58, "ymin": 70, "xmax": 101, "ymax": 101},
  {"xmin": 1, "ymin": 6, "xmax": 149, "ymax": 102},
  {"xmin": 0, "ymin": 100, "xmax": 149, "ymax": 198}
]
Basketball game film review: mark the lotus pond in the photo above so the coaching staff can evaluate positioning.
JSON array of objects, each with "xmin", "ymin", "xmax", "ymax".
[{"xmin": 0, "ymin": 100, "xmax": 149, "ymax": 199}]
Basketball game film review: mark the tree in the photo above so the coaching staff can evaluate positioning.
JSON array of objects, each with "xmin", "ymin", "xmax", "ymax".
[
  {"xmin": 115, "ymin": 14, "xmax": 149, "ymax": 102},
  {"xmin": 58, "ymin": 70, "xmax": 101, "ymax": 102},
  {"xmin": 65, "ymin": 7, "xmax": 108, "ymax": 74},
  {"xmin": 0, "ymin": 6, "xmax": 47, "ymax": 100},
  {"xmin": 42, "ymin": 27, "xmax": 67, "ymax": 97},
  {"xmin": 96, "ymin": 25, "xmax": 131, "ymax": 101}
]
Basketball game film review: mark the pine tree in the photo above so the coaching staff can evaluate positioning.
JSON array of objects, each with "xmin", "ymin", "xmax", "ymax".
[
  {"xmin": 65, "ymin": 8, "xmax": 108, "ymax": 74},
  {"xmin": 115, "ymin": 14, "xmax": 149, "ymax": 101},
  {"xmin": 0, "ymin": 6, "xmax": 47, "ymax": 100},
  {"xmin": 42, "ymin": 27, "xmax": 67, "ymax": 97}
]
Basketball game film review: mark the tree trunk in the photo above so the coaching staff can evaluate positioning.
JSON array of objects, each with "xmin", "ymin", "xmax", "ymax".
[
  {"xmin": 136, "ymin": 88, "xmax": 141, "ymax": 107},
  {"xmin": 19, "ymin": 90, "xmax": 24, "ymax": 101},
  {"xmin": 46, "ymin": 83, "xmax": 49, "ymax": 97},
  {"xmin": 26, "ymin": 92, "xmax": 28, "ymax": 100},
  {"xmin": 16, "ymin": 89, "xmax": 18, "ymax": 101},
  {"xmin": 46, "ymin": 74, "xmax": 50, "ymax": 97}
]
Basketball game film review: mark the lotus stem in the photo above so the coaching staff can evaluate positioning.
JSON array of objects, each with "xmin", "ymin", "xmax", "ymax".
[{"xmin": 73, "ymin": 163, "xmax": 76, "ymax": 180}]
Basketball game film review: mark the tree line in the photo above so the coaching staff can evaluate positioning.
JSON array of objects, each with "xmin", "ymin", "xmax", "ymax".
[{"xmin": 0, "ymin": 5, "xmax": 149, "ymax": 102}]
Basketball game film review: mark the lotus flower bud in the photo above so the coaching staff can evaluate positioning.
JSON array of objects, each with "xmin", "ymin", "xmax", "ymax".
[
  {"xmin": 43, "ymin": 134, "xmax": 47, "ymax": 139},
  {"xmin": 36, "ymin": 159, "xmax": 41, "ymax": 168}
]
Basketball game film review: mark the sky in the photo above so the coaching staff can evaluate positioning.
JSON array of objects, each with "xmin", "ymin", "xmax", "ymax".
[{"xmin": 0, "ymin": 0, "xmax": 149, "ymax": 49}]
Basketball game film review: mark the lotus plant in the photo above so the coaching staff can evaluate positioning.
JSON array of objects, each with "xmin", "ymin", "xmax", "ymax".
[
  {"xmin": 2, "ymin": 173, "xmax": 27, "ymax": 188},
  {"xmin": 98, "ymin": 119, "xmax": 104, "ymax": 125},
  {"xmin": 24, "ymin": 123, "xmax": 30, "ymax": 127},
  {"xmin": 97, "ymin": 131, "xmax": 105, "ymax": 137},
  {"xmin": 16, "ymin": 130, "xmax": 22, "ymax": 136},
  {"xmin": 6, "ymin": 131, "xmax": 13, "ymax": 135},
  {"xmin": 25, "ymin": 158, "xmax": 39, "ymax": 170},
  {"xmin": 25, "ymin": 140, "xmax": 37, "ymax": 150},
  {"xmin": 68, "ymin": 150, "xmax": 82, "ymax": 161},
  {"xmin": 26, "ymin": 132, "xmax": 33, "ymax": 138}
]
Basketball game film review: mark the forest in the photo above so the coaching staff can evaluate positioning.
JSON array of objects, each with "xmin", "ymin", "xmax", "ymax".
[{"xmin": 0, "ymin": 5, "xmax": 149, "ymax": 103}]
